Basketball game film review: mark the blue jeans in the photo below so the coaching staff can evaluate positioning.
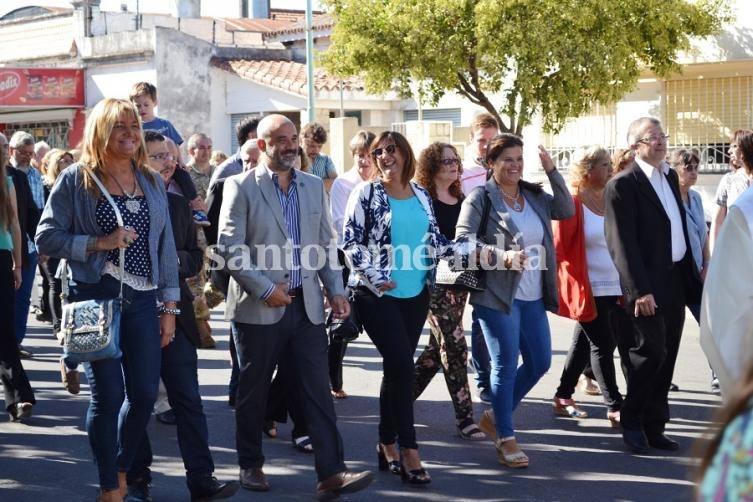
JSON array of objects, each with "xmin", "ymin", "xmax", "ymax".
[
  {"xmin": 475, "ymin": 299, "xmax": 551, "ymax": 439},
  {"xmin": 71, "ymin": 275, "xmax": 161, "ymax": 491},
  {"xmin": 470, "ymin": 308, "xmax": 491, "ymax": 390},
  {"xmin": 14, "ymin": 251, "xmax": 37, "ymax": 344}
]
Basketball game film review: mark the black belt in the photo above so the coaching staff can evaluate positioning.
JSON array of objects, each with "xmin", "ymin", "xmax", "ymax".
[{"xmin": 288, "ymin": 287, "xmax": 303, "ymax": 297}]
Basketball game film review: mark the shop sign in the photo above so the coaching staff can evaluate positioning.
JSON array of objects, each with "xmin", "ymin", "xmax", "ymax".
[{"xmin": 0, "ymin": 68, "xmax": 84, "ymax": 107}]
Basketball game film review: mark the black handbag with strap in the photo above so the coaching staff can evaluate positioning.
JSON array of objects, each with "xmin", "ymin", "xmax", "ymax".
[
  {"xmin": 435, "ymin": 190, "xmax": 492, "ymax": 292},
  {"xmin": 326, "ymin": 182, "xmax": 375, "ymax": 342}
]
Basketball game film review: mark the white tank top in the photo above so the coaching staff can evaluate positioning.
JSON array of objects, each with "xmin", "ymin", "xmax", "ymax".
[{"xmin": 583, "ymin": 205, "xmax": 622, "ymax": 297}]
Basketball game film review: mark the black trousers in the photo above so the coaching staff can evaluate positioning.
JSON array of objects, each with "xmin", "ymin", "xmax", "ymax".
[
  {"xmin": 355, "ymin": 286, "xmax": 429, "ymax": 449},
  {"xmin": 328, "ymin": 250, "xmax": 351, "ymax": 392},
  {"xmin": 619, "ymin": 267, "xmax": 686, "ymax": 434},
  {"xmin": 0, "ymin": 250, "xmax": 35, "ymax": 413},
  {"xmin": 556, "ymin": 296, "xmax": 629, "ymax": 412},
  {"xmin": 234, "ymin": 296, "xmax": 345, "ymax": 481}
]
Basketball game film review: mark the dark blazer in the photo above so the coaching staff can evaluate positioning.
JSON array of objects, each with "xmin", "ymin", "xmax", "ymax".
[
  {"xmin": 6, "ymin": 165, "xmax": 40, "ymax": 269},
  {"xmin": 167, "ymin": 192, "xmax": 203, "ymax": 347},
  {"xmin": 604, "ymin": 162, "xmax": 702, "ymax": 307}
]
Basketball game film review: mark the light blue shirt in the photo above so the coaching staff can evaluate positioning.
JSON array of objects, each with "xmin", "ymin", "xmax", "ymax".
[
  {"xmin": 684, "ymin": 188, "xmax": 708, "ymax": 273},
  {"xmin": 386, "ymin": 195, "xmax": 429, "ymax": 298}
]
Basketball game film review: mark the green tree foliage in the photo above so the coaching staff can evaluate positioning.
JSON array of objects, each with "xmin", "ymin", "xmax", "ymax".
[{"xmin": 322, "ymin": 0, "xmax": 727, "ymax": 135}]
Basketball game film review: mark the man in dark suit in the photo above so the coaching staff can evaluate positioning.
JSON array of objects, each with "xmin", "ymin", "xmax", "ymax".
[
  {"xmin": 218, "ymin": 114, "xmax": 373, "ymax": 499},
  {"xmin": 605, "ymin": 117, "xmax": 702, "ymax": 454},
  {"xmin": 125, "ymin": 131, "xmax": 239, "ymax": 501}
]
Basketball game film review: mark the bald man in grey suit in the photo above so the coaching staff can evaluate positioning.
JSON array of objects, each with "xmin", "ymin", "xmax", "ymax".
[{"xmin": 218, "ymin": 114, "xmax": 373, "ymax": 500}]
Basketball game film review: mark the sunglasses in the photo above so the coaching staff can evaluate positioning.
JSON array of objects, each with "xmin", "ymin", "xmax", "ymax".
[
  {"xmin": 373, "ymin": 144, "xmax": 397, "ymax": 158},
  {"xmin": 440, "ymin": 158, "xmax": 460, "ymax": 167}
]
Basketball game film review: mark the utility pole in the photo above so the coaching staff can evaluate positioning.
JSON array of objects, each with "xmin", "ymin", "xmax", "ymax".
[{"xmin": 305, "ymin": 0, "xmax": 315, "ymax": 124}]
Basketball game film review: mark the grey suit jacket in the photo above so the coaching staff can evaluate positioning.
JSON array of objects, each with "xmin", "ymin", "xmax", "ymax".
[
  {"xmin": 217, "ymin": 166, "xmax": 344, "ymax": 325},
  {"xmin": 456, "ymin": 168, "xmax": 574, "ymax": 314}
]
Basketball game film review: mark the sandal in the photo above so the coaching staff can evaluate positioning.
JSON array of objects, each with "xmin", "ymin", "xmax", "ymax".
[
  {"xmin": 607, "ymin": 410, "xmax": 621, "ymax": 428},
  {"xmin": 496, "ymin": 437, "xmax": 529, "ymax": 469},
  {"xmin": 457, "ymin": 419, "xmax": 486, "ymax": 441},
  {"xmin": 262, "ymin": 420, "xmax": 277, "ymax": 438},
  {"xmin": 399, "ymin": 448, "xmax": 431, "ymax": 485},
  {"xmin": 478, "ymin": 409, "xmax": 497, "ymax": 440},
  {"xmin": 377, "ymin": 443, "xmax": 402, "ymax": 474},
  {"xmin": 293, "ymin": 435, "xmax": 314, "ymax": 453},
  {"xmin": 60, "ymin": 357, "xmax": 80, "ymax": 395},
  {"xmin": 553, "ymin": 396, "xmax": 588, "ymax": 418},
  {"xmin": 331, "ymin": 389, "xmax": 348, "ymax": 399},
  {"xmin": 578, "ymin": 374, "xmax": 601, "ymax": 396}
]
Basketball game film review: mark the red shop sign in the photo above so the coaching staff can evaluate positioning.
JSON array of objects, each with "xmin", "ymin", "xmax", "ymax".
[{"xmin": 0, "ymin": 67, "xmax": 84, "ymax": 107}]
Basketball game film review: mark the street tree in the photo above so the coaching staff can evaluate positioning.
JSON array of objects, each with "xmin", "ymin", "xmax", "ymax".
[{"xmin": 321, "ymin": 0, "xmax": 727, "ymax": 135}]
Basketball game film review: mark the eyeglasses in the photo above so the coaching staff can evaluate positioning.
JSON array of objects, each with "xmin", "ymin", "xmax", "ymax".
[
  {"xmin": 149, "ymin": 153, "xmax": 174, "ymax": 161},
  {"xmin": 373, "ymin": 144, "xmax": 397, "ymax": 158},
  {"xmin": 637, "ymin": 134, "xmax": 670, "ymax": 144},
  {"xmin": 440, "ymin": 158, "xmax": 460, "ymax": 167},
  {"xmin": 683, "ymin": 163, "xmax": 699, "ymax": 172}
]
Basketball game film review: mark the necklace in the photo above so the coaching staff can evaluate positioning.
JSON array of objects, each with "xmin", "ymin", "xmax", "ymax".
[
  {"xmin": 580, "ymin": 187, "xmax": 605, "ymax": 216},
  {"xmin": 109, "ymin": 170, "xmax": 141, "ymax": 214},
  {"xmin": 500, "ymin": 185, "xmax": 522, "ymax": 212}
]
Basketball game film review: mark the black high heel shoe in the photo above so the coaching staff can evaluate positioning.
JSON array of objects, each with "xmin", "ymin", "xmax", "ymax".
[
  {"xmin": 376, "ymin": 443, "xmax": 402, "ymax": 475},
  {"xmin": 399, "ymin": 448, "xmax": 431, "ymax": 485}
]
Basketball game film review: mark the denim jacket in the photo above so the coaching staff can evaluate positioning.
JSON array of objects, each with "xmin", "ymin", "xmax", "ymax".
[
  {"xmin": 35, "ymin": 163, "xmax": 180, "ymax": 302},
  {"xmin": 342, "ymin": 180, "xmax": 476, "ymax": 296}
]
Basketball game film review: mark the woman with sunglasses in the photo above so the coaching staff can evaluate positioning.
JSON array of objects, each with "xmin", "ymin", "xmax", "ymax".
[
  {"xmin": 669, "ymin": 148, "xmax": 709, "ymax": 321},
  {"xmin": 342, "ymin": 132, "xmax": 487, "ymax": 485},
  {"xmin": 412, "ymin": 142, "xmax": 485, "ymax": 441}
]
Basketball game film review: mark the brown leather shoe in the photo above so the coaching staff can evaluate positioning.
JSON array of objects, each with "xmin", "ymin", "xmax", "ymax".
[
  {"xmin": 239, "ymin": 467, "xmax": 270, "ymax": 492},
  {"xmin": 316, "ymin": 470, "xmax": 373, "ymax": 500}
]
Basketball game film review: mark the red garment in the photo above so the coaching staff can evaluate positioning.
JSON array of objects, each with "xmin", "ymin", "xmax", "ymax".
[{"xmin": 553, "ymin": 195, "xmax": 597, "ymax": 322}]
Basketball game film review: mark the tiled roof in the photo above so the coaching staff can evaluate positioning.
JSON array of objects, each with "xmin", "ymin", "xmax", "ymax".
[
  {"xmin": 212, "ymin": 58, "xmax": 363, "ymax": 96},
  {"xmin": 219, "ymin": 12, "xmax": 332, "ymax": 39},
  {"xmin": 221, "ymin": 18, "xmax": 295, "ymax": 33},
  {"xmin": 262, "ymin": 14, "xmax": 334, "ymax": 39}
]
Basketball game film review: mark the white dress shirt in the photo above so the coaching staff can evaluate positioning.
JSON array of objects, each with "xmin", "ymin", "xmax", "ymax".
[{"xmin": 635, "ymin": 158, "xmax": 687, "ymax": 262}]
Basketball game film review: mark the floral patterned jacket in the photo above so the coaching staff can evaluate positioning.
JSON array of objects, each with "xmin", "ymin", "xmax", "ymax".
[{"xmin": 342, "ymin": 180, "xmax": 476, "ymax": 296}]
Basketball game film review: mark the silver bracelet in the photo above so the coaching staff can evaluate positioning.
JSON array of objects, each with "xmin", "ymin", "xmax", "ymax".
[{"xmin": 159, "ymin": 305, "xmax": 181, "ymax": 315}]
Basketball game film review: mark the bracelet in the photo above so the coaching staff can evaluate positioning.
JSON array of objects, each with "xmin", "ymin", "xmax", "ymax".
[{"xmin": 159, "ymin": 305, "xmax": 181, "ymax": 315}]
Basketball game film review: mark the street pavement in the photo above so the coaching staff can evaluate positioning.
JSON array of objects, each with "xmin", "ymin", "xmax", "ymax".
[{"xmin": 0, "ymin": 294, "xmax": 722, "ymax": 501}]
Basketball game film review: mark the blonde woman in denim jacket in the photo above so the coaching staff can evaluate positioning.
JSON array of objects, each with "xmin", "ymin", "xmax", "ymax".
[{"xmin": 36, "ymin": 98, "xmax": 179, "ymax": 502}]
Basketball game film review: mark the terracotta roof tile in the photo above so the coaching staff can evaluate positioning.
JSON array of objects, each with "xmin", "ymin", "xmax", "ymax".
[
  {"xmin": 221, "ymin": 18, "xmax": 294, "ymax": 33},
  {"xmin": 212, "ymin": 58, "xmax": 363, "ymax": 96}
]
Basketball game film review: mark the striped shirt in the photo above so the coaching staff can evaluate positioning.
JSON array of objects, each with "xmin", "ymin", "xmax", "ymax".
[
  {"xmin": 310, "ymin": 153, "xmax": 337, "ymax": 180},
  {"xmin": 261, "ymin": 166, "xmax": 302, "ymax": 299}
]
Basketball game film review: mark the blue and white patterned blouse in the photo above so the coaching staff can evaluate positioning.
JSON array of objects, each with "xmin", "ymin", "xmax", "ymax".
[{"xmin": 341, "ymin": 179, "xmax": 476, "ymax": 296}]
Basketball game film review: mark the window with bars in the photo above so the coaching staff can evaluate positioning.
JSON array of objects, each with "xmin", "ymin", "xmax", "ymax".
[
  {"xmin": 4, "ymin": 121, "xmax": 71, "ymax": 149},
  {"xmin": 665, "ymin": 76, "xmax": 753, "ymax": 172},
  {"xmin": 543, "ymin": 75, "xmax": 753, "ymax": 173}
]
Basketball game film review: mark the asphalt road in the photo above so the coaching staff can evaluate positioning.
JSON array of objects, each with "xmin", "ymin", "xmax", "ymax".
[{"xmin": 0, "ymin": 288, "xmax": 722, "ymax": 501}]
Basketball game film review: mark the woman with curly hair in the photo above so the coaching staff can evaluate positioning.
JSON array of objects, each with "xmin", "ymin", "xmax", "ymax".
[
  {"xmin": 412, "ymin": 142, "xmax": 485, "ymax": 441},
  {"xmin": 551, "ymin": 145, "xmax": 628, "ymax": 426}
]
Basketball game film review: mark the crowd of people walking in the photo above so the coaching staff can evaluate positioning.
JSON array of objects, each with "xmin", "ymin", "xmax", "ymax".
[{"xmin": 2, "ymin": 90, "xmax": 751, "ymax": 501}]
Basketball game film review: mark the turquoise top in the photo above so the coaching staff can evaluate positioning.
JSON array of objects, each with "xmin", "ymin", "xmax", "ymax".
[
  {"xmin": 700, "ymin": 403, "xmax": 753, "ymax": 501},
  {"xmin": 386, "ymin": 195, "xmax": 430, "ymax": 298},
  {"xmin": 0, "ymin": 176, "xmax": 14, "ymax": 251}
]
